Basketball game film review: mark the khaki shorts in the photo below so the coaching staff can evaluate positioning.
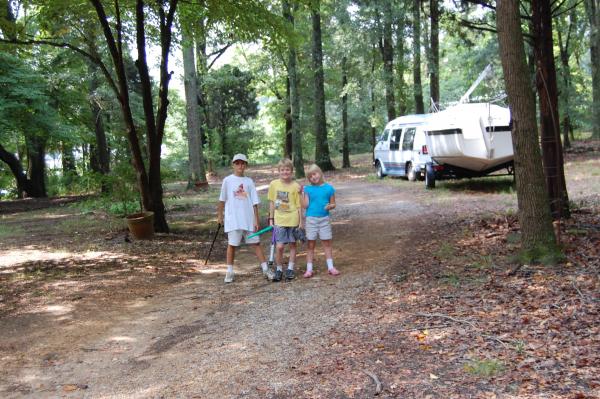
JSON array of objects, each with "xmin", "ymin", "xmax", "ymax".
[
  {"xmin": 305, "ymin": 216, "xmax": 332, "ymax": 241},
  {"xmin": 227, "ymin": 229, "xmax": 260, "ymax": 246}
]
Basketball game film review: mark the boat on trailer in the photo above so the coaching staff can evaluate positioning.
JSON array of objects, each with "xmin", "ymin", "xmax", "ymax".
[{"xmin": 422, "ymin": 66, "xmax": 514, "ymax": 188}]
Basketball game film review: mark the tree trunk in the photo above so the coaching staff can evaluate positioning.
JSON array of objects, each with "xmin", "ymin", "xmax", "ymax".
[
  {"xmin": 379, "ymin": 0, "xmax": 396, "ymax": 121},
  {"xmin": 0, "ymin": 142, "xmax": 45, "ymax": 197},
  {"xmin": 26, "ymin": 135, "xmax": 47, "ymax": 197},
  {"xmin": 394, "ymin": 16, "xmax": 408, "ymax": 116},
  {"xmin": 585, "ymin": 0, "xmax": 600, "ymax": 139},
  {"xmin": 85, "ymin": 29, "xmax": 110, "ymax": 183},
  {"xmin": 412, "ymin": 0, "xmax": 425, "ymax": 114},
  {"xmin": 497, "ymin": 0, "xmax": 557, "ymax": 255},
  {"xmin": 311, "ymin": 0, "xmax": 335, "ymax": 171},
  {"xmin": 370, "ymin": 49, "xmax": 377, "ymax": 161},
  {"xmin": 284, "ymin": 0, "xmax": 305, "ymax": 178},
  {"xmin": 429, "ymin": 0, "xmax": 440, "ymax": 108},
  {"xmin": 557, "ymin": 16, "xmax": 573, "ymax": 149},
  {"xmin": 91, "ymin": 0, "xmax": 177, "ymax": 233},
  {"xmin": 342, "ymin": 56, "xmax": 350, "ymax": 168},
  {"xmin": 182, "ymin": 28, "xmax": 208, "ymax": 191},
  {"xmin": 61, "ymin": 142, "xmax": 76, "ymax": 174},
  {"xmin": 284, "ymin": 77, "xmax": 293, "ymax": 159},
  {"xmin": 532, "ymin": 0, "xmax": 570, "ymax": 219}
]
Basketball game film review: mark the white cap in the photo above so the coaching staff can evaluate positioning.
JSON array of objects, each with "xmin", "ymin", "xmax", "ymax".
[{"xmin": 232, "ymin": 153, "xmax": 248, "ymax": 163}]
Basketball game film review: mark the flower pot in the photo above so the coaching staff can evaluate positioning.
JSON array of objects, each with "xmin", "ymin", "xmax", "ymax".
[{"xmin": 126, "ymin": 211, "xmax": 155, "ymax": 239}]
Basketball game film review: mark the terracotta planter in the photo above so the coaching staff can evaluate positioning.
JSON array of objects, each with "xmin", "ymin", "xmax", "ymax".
[{"xmin": 126, "ymin": 211, "xmax": 155, "ymax": 239}]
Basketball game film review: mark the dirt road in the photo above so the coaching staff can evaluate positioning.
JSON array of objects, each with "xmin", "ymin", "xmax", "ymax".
[{"xmin": 1, "ymin": 163, "xmax": 598, "ymax": 398}]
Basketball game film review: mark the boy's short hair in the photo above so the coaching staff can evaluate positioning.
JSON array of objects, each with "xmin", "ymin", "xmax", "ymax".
[
  {"xmin": 307, "ymin": 164, "xmax": 324, "ymax": 184},
  {"xmin": 277, "ymin": 158, "xmax": 294, "ymax": 171}
]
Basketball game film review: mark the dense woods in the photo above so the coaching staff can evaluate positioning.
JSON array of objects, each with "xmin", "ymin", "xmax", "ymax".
[{"xmin": 0, "ymin": 0, "xmax": 598, "ymax": 255}]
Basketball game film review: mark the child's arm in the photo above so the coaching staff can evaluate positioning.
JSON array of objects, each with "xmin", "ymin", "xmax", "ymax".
[
  {"xmin": 217, "ymin": 201, "xmax": 225, "ymax": 225},
  {"xmin": 268, "ymin": 201, "xmax": 275, "ymax": 226},
  {"xmin": 253, "ymin": 204, "xmax": 260, "ymax": 232},
  {"xmin": 325, "ymin": 194, "xmax": 336, "ymax": 211}
]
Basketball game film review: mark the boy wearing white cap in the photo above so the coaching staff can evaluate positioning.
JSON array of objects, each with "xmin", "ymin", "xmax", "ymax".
[{"xmin": 217, "ymin": 154, "xmax": 274, "ymax": 283}]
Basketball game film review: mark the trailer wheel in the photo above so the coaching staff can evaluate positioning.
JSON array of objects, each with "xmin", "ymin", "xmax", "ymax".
[
  {"xmin": 376, "ymin": 161, "xmax": 386, "ymax": 179},
  {"xmin": 407, "ymin": 163, "xmax": 417, "ymax": 182},
  {"xmin": 425, "ymin": 162, "xmax": 436, "ymax": 189}
]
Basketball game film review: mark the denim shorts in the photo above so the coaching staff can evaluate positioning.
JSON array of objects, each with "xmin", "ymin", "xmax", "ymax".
[{"xmin": 274, "ymin": 226, "xmax": 296, "ymax": 244}]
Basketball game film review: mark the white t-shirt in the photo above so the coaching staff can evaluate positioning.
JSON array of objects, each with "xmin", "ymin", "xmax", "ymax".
[{"xmin": 219, "ymin": 174, "xmax": 260, "ymax": 233}]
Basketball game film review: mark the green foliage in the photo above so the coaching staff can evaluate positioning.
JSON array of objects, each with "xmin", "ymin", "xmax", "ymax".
[
  {"xmin": 517, "ymin": 244, "xmax": 566, "ymax": 266},
  {"xmin": 464, "ymin": 358, "xmax": 505, "ymax": 377}
]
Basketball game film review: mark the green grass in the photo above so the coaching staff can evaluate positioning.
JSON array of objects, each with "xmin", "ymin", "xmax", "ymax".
[
  {"xmin": 439, "ymin": 176, "xmax": 516, "ymax": 194},
  {"xmin": 434, "ymin": 242, "xmax": 455, "ymax": 259},
  {"xmin": 0, "ymin": 223, "xmax": 23, "ymax": 238},
  {"xmin": 469, "ymin": 254, "xmax": 495, "ymax": 270},
  {"xmin": 464, "ymin": 358, "xmax": 505, "ymax": 377}
]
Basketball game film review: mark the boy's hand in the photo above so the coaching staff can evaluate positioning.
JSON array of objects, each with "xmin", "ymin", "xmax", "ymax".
[{"xmin": 217, "ymin": 214, "xmax": 224, "ymax": 225}]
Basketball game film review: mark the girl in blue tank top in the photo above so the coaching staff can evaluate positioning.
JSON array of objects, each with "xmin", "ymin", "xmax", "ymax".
[{"xmin": 301, "ymin": 164, "xmax": 340, "ymax": 278}]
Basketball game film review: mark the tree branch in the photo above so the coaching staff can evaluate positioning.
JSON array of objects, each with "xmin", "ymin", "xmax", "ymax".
[{"xmin": 0, "ymin": 37, "xmax": 119, "ymax": 95}]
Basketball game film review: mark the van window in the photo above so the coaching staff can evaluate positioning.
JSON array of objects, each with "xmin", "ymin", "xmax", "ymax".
[
  {"xmin": 390, "ymin": 129, "xmax": 402, "ymax": 151},
  {"xmin": 379, "ymin": 129, "xmax": 390, "ymax": 142},
  {"xmin": 402, "ymin": 128, "xmax": 416, "ymax": 150}
]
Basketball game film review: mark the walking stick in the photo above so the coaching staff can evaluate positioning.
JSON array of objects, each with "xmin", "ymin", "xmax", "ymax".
[{"xmin": 204, "ymin": 223, "xmax": 222, "ymax": 265}]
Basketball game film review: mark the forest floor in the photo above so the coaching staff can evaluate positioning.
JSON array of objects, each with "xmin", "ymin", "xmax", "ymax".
[{"xmin": 0, "ymin": 142, "xmax": 599, "ymax": 399}]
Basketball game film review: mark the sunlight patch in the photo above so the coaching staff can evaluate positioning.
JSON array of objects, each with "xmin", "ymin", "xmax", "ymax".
[
  {"xmin": 0, "ymin": 249, "xmax": 122, "ymax": 269},
  {"xmin": 44, "ymin": 304, "xmax": 73, "ymax": 315}
]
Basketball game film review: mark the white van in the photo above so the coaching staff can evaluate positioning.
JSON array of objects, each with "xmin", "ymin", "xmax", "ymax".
[{"xmin": 373, "ymin": 113, "xmax": 432, "ymax": 181}]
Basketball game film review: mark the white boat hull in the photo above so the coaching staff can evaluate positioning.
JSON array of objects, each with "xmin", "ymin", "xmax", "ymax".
[{"xmin": 425, "ymin": 103, "xmax": 513, "ymax": 173}]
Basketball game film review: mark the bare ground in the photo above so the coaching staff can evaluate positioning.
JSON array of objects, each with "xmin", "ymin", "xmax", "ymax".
[{"xmin": 0, "ymin": 147, "xmax": 599, "ymax": 398}]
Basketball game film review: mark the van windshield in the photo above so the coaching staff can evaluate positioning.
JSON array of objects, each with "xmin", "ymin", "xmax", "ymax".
[{"xmin": 379, "ymin": 129, "xmax": 390, "ymax": 142}]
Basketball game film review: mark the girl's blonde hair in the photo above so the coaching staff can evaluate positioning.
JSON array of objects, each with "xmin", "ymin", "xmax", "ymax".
[
  {"xmin": 307, "ymin": 164, "xmax": 324, "ymax": 185},
  {"xmin": 278, "ymin": 158, "xmax": 294, "ymax": 171}
]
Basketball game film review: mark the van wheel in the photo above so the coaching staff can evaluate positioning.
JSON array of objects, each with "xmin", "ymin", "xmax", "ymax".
[
  {"xmin": 425, "ymin": 163, "xmax": 436, "ymax": 189},
  {"xmin": 376, "ymin": 162, "xmax": 386, "ymax": 179},
  {"xmin": 407, "ymin": 163, "xmax": 417, "ymax": 182}
]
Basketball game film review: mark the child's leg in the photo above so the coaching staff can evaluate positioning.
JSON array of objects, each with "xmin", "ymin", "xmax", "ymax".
[
  {"xmin": 252, "ymin": 243, "xmax": 266, "ymax": 263},
  {"xmin": 227, "ymin": 245, "xmax": 236, "ymax": 265},
  {"xmin": 288, "ymin": 242, "xmax": 297, "ymax": 269},
  {"xmin": 275, "ymin": 242, "xmax": 285, "ymax": 271},
  {"xmin": 322, "ymin": 239, "xmax": 339, "ymax": 275},
  {"xmin": 304, "ymin": 240, "xmax": 316, "ymax": 277}
]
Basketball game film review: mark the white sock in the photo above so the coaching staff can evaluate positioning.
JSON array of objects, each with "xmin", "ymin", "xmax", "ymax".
[
  {"xmin": 276, "ymin": 265, "xmax": 283, "ymax": 271},
  {"xmin": 227, "ymin": 265, "xmax": 234, "ymax": 273},
  {"xmin": 326, "ymin": 259, "xmax": 334, "ymax": 270},
  {"xmin": 261, "ymin": 262, "xmax": 268, "ymax": 272},
  {"xmin": 288, "ymin": 262, "xmax": 295, "ymax": 270},
  {"xmin": 306, "ymin": 262, "xmax": 313, "ymax": 272}
]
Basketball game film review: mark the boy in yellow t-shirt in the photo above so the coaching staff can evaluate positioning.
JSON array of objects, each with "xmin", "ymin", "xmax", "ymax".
[{"xmin": 268, "ymin": 158, "xmax": 303, "ymax": 282}]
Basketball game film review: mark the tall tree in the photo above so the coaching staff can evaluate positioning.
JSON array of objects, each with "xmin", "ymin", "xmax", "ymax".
[
  {"xmin": 429, "ymin": 0, "xmax": 440, "ymax": 108},
  {"xmin": 412, "ymin": 0, "xmax": 425, "ymax": 113},
  {"xmin": 311, "ymin": 0, "xmax": 335, "ymax": 171},
  {"xmin": 531, "ymin": 0, "xmax": 570, "ymax": 219},
  {"xmin": 379, "ymin": 0, "xmax": 396, "ymax": 121},
  {"xmin": 584, "ymin": 0, "xmax": 600, "ymax": 138},
  {"xmin": 341, "ymin": 55, "xmax": 350, "ymax": 168},
  {"xmin": 283, "ymin": 0, "xmax": 305, "ymax": 178},
  {"xmin": 182, "ymin": 27, "xmax": 208, "ymax": 190},
  {"xmin": 496, "ymin": 0, "xmax": 558, "ymax": 257}
]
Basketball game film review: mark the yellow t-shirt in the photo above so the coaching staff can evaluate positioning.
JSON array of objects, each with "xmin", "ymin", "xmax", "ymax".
[{"xmin": 268, "ymin": 179, "xmax": 301, "ymax": 227}]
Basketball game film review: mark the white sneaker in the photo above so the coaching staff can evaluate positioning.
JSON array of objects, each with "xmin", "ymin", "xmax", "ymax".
[
  {"xmin": 224, "ymin": 271, "xmax": 234, "ymax": 283},
  {"xmin": 263, "ymin": 268, "xmax": 275, "ymax": 281}
]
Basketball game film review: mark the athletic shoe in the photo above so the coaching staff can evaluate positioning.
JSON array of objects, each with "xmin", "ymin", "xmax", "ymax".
[
  {"xmin": 303, "ymin": 270, "xmax": 313, "ymax": 278},
  {"xmin": 263, "ymin": 268, "xmax": 275, "ymax": 281},
  {"xmin": 285, "ymin": 268, "xmax": 295, "ymax": 280},
  {"xmin": 273, "ymin": 269, "xmax": 283, "ymax": 282},
  {"xmin": 224, "ymin": 271, "xmax": 234, "ymax": 283},
  {"xmin": 328, "ymin": 267, "xmax": 340, "ymax": 276}
]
